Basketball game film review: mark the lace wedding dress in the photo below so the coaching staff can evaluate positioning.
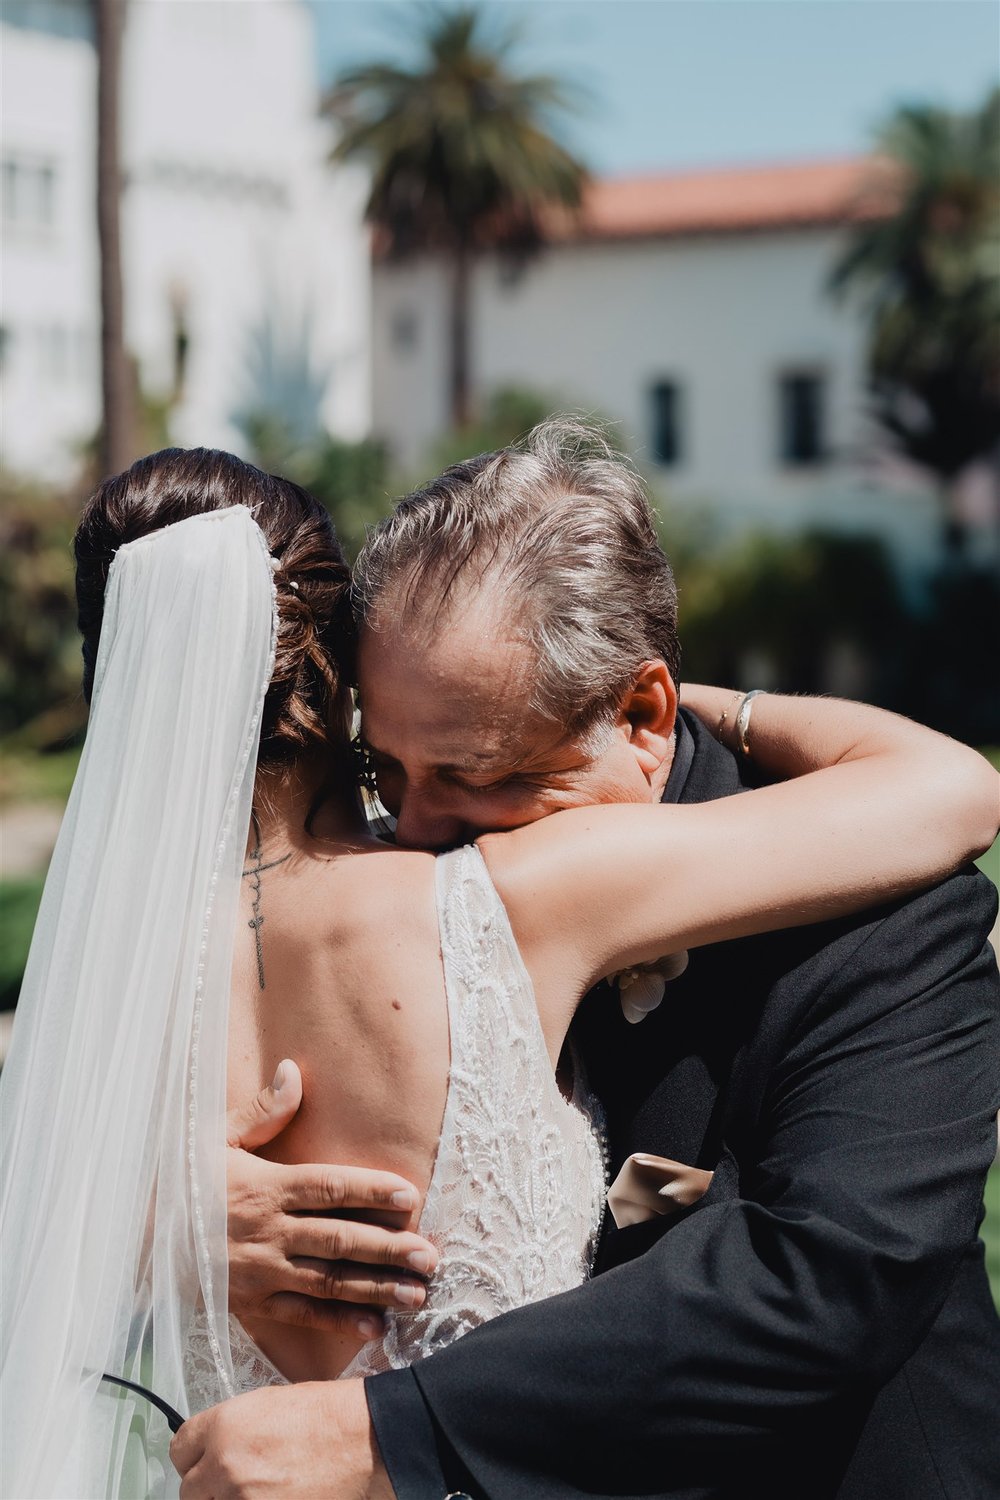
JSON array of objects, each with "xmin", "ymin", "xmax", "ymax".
[{"xmin": 187, "ymin": 843, "xmax": 609, "ymax": 1402}]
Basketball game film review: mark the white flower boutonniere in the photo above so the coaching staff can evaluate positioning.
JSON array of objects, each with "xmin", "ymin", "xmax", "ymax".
[{"xmin": 615, "ymin": 951, "xmax": 689, "ymax": 1024}]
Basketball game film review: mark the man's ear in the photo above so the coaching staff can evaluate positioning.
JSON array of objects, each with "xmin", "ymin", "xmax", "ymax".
[{"xmin": 620, "ymin": 661, "xmax": 678, "ymax": 782}]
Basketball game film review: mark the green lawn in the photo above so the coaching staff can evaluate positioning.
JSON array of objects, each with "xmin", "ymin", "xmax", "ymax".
[
  {"xmin": 0, "ymin": 744, "xmax": 81, "ymax": 806},
  {"xmin": 0, "ymin": 746, "xmax": 79, "ymax": 1007},
  {"xmin": 0, "ymin": 875, "xmax": 46, "ymax": 1009}
]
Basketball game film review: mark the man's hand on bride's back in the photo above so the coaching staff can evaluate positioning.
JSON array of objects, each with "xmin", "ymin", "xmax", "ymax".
[{"xmin": 226, "ymin": 1060, "xmax": 438, "ymax": 1339}]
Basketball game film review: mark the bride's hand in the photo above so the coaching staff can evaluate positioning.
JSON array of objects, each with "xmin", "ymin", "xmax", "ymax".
[{"xmin": 226, "ymin": 1061, "xmax": 439, "ymax": 1336}]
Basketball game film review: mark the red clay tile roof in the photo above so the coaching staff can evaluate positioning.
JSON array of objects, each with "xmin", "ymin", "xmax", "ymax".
[{"xmin": 545, "ymin": 156, "xmax": 899, "ymax": 243}]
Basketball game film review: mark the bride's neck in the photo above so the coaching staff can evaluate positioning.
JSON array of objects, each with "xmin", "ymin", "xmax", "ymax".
[{"xmin": 251, "ymin": 750, "xmax": 367, "ymax": 855}]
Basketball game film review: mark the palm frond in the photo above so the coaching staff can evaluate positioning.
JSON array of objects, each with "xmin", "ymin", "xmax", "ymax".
[
  {"xmin": 323, "ymin": 0, "xmax": 587, "ymax": 256},
  {"xmin": 830, "ymin": 85, "xmax": 1000, "ymax": 480}
]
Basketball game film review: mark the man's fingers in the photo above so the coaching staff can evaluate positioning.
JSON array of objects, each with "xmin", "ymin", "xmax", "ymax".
[
  {"xmin": 226, "ymin": 1059, "xmax": 302, "ymax": 1150},
  {"xmin": 178, "ymin": 1459, "xmax": 214, "ymax": 1500},
  {"xmin": 290, "ymin": 1256, "xmax": 430, "ymax": 1309},
  {"xmin": 178, "ymin": 1453, "xmax": 225, "ymax": 1500},
  {"xmin": 277, "ymin": 1162, "xmax": 420, "ymax": 1217},
  {"xmin": 261, "ymin": 1290, "xmax": 388, "ymax": 1339},
  {"xmin": 287, "ymin": 1219, "xmax": 438, "ymax": 1275},
  {"xmin": 170, "ymin": 1413, "xmax": 206, "ymax": 1479}
]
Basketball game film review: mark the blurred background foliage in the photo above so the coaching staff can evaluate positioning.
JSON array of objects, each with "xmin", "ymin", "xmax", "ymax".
[
  {"xmin": 831, "ymin": 88, "xmax": 1000, "ymax": 500},
  {"xmin": 0, "ymin": 479, "xmax": 83, "ymax": 746}
]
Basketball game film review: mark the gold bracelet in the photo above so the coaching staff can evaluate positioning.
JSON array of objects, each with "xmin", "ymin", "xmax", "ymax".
[
  {"xmin": 735, "ymin": 689, "xmax": 765, "ymax": 758},
  {"xmin": 716, "ymin": 692, "xmax": 743, "ymax": 746}
]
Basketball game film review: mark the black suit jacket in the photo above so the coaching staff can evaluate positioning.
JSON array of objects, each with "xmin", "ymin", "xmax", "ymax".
[{"xmin": 368, "ymin": 712, "xmax": 1000, "ymax": 1499}]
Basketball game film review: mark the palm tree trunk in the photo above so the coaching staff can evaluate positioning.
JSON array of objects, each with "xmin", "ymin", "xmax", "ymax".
[
  {"xmin": 448, "ymin": 244, "xmax": 472, "ymax": 429},
  {"xmin": 96, "ymin": 0, "xmax": 134, "ymax": 477}
]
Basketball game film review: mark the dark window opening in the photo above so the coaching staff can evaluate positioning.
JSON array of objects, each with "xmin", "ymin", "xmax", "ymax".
[
  {"xmin": 650, "ymin": 379, "xmax": 682, "ymax": 466},
  {"xmin": 1, "ymin": 157, "xmax": 57, "ymax": 228},
  {"xmin": 391, "ymin": 309, "xmax": 419, "ymax": 353},
  {"xmin": 779, "ymin": 372, "xmax": 825, "ymax": 465}
]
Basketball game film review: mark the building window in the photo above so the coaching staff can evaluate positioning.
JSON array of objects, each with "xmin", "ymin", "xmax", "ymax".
[
  {"xmin": 778, "ymin": 371, "xmax": 825, "ymax": 465},
  {"xmin": 390, "ymin": 308, "xmax": 419, "ymax": 353},
  {"xmin": 649, "ymin": 379, "xmax": 682, "ymax": 466},
  {"xmin": 2, "ymin": 157, "xmax": 57, "ymax": 230}
]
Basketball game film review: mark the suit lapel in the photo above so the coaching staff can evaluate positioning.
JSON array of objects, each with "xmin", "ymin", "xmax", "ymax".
[{"xmin": 581, "ymin": 711, "xmax": 751, "ymax": 1270}]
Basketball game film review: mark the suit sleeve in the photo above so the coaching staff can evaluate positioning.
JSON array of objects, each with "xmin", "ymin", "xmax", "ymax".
[{"xmin": 368, "ymin": 868, "xmax": 1000, "ymax": 1499}]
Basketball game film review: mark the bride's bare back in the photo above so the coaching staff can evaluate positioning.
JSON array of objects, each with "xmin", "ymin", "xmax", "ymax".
[{"xmin": 228, "ymin": 833, "xmax": 448, "ymax": 1381}]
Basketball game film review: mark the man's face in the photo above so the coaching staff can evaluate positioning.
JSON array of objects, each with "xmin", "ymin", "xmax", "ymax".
[{"xmin": 357, "ymin": 594, "xmax": 676, "ymax": 850}]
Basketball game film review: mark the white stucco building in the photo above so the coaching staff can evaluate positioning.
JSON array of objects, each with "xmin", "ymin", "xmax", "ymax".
[
  {"xmin": 1, "ymin": 0, "xmax": 370, "ymax": 480},
  {"xmin": 373, "ymin": 158, "xmax": 998, "ymax": 579}
]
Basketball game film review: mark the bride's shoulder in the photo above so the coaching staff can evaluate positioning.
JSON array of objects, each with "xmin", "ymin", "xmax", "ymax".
[{"xmin": 316, "ymin": 843, "xmax": 440, "ymax": 941}]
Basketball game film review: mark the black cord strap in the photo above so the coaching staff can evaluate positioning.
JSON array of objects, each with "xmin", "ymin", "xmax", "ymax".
[{"xmin": 100, "ymin": 1372, "xmax": 186, "ymax": 1432}]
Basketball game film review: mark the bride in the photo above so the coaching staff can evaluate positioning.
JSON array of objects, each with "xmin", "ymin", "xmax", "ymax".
[{"xmin": 1, "ymin": 447, "xmax": 996, "ymax": 1498}]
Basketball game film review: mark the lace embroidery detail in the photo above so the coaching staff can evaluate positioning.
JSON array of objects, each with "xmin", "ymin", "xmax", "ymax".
[
  {"xmin": 184, "ymin": 1314, "xmax": 288, "ymax": 1408},
  {"xmin": 187, "ymin": 844, "xmax": 607, "ymax": 1402}
]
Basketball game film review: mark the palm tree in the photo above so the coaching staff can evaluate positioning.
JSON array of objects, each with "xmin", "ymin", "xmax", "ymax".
[
  {"xmin": 95, "ymin": 0, "xmax": 135, "ymax": 477},
  {"xmin": 831, "ymin": 89, "xmax": 1000, "ymax": 513},
  {"xmin": 327, "ymin": 4, "xmax": 587, "ymax": 429}
]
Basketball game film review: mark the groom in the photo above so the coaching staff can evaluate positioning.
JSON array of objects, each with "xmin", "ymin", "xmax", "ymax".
[{"xmin": 174, "ymin": 422, "xmax": 1000, "ymax": 1499}]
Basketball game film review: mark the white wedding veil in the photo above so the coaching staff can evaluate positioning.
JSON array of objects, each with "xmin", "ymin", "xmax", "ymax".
[{"xmin": 1, "ymin": 506, "xmax": 277, "ymax": 1498}]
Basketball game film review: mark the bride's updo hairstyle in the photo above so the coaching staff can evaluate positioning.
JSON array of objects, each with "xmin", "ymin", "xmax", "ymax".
[{"xmin": 75, "ymin": 447, "xmax": 354, "ymax": 769}]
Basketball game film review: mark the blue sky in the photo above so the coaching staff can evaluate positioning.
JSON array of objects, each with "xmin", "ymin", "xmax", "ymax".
[{"xmin": 306, "ymin": 0, "xmax": 998, "ymax": 175}]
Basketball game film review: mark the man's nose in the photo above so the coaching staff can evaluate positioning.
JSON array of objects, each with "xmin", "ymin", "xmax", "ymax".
[{"xmin": 393, "ymin": 791, "xmax": 467, "ymax": 852}]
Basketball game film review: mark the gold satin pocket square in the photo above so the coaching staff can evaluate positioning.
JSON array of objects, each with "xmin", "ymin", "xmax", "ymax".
[{"xmin": 606, "ymin": 1153, "xmax": 714, "ymax": 1229}]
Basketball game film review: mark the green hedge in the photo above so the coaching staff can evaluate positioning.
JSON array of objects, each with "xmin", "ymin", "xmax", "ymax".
[{"xmin": 0, "ymin": 875, "xmax": 45, "ymax": 1009}]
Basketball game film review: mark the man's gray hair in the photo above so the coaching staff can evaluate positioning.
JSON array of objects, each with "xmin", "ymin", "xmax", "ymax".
[{"xmin": 353, "ymin": 417, "xmax": 680, "ymax": 736}]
